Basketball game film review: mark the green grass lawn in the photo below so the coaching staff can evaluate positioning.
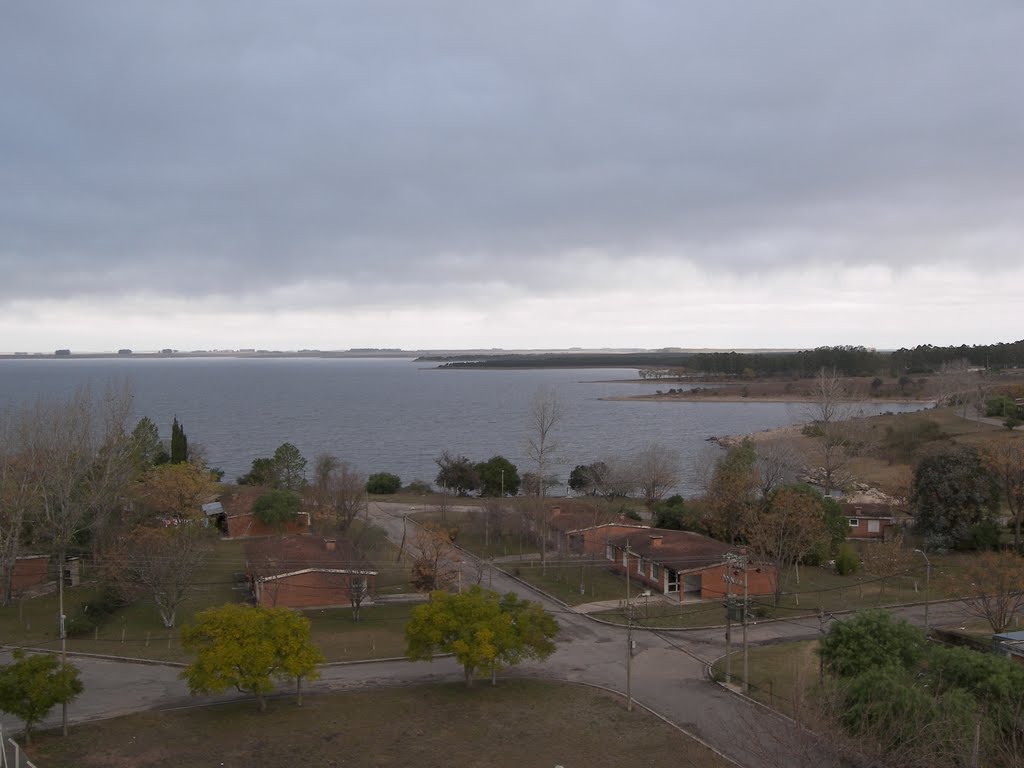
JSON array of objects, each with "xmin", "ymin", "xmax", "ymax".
[
  {"xmin": 26, "ymin": 680, "xmax": 732, "ymax": 768},
  {"xmin": 711, "ymin": 640, "xmax": 821, "ymax": 722},
  {"xmin": 504, "ymin": 559, "xmax": 629, "ymax": 605}
]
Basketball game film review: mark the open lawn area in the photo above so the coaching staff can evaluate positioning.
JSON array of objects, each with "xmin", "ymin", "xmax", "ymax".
[
  {"xmin": 593, "ymin": 557, "xmax": 961, "ymax": 628},
  {"xmin": 711, "ymin": 640, "xmax": 821, "ymax": 722},
  {"xmin": 25, "ymin": 680, "xmax": 732, "ymax": 768},
  {"xmin": 503, "ymin": 559, "xmax": 630, "ymax": 605}
]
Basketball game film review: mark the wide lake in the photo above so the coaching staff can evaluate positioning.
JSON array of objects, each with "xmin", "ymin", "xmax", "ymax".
[{"xmin": 0, "ymin": 357, "xmax": 930, "ymax": 495}]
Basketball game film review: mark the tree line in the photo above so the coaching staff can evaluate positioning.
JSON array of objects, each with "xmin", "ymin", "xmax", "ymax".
[{"xmin": 426, "ymin": 338, "xmax": 1024, "ymax": 377}]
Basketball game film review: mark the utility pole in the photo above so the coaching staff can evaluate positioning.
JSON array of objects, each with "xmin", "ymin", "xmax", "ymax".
[
  {"xmin": 625, "ymin": 541, "xmax": 633, "ymax": 712},
  {"xmin": 742, "ymin": 557, "xmax": 749, "ymax": 694},
  {"xmin": 914, "ymin": 548, "xmax": 931, "ymax": 632},
  {"xmin": 59, "ymin": 557, "xmax": 68, "ymax": 735},
  {"xmin": 723, "ymin": 557, "xmax": 734, "ymax": 686}
]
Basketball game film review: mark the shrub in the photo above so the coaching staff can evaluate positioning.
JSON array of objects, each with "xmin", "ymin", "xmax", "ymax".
[
  {"xmin": 366, "ymin": 472, "xmax": 402, "ymax": 494},
  {"xmin": 405, "ymin": 479, "xmax": 432, "ymax": 495},
  {"xmin": 835, "ymin": 543, "xmax": 859, "ymax": 575},
  {"xmin": 65, "ymin": 585, "xmax": 127, "ymax": 637}
]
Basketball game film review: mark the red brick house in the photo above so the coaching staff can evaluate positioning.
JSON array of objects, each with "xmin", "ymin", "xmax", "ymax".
[
  {"xmin": 545, "ymin": 503, "xmax": 650, "ymax": 556},
  {"xmin": 244, "ymin": 536, "xmax": 377, "ymax": 609},
  {"xmin": 605, "ymin": 529, "xmax": 776, "ymax": 602},
  {"xmin": 842, "ymin": 503, "xmax": 900, "ymax": 541},
  {"xmin": 10, "ymin": 555, "xmax": 50, "ymax": 595}
]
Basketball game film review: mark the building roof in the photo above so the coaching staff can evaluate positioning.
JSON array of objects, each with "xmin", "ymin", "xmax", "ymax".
[
  {"xmin": 993, "ymin": 631, "xmax": 1024, "ymax": 642},
  {"xmin": 840, "ymin": 503, "xmax": 896, "ymax": 519},
  {"xmin": 546, "ymin": 503, "xmax": 649, "ymax": 534},
  {"xmin": 201, "ymin": 501, "xmax": 224, "ymax": 516},
  {"xmin": 606, "ymin": 528, "xmax": 742, "ymax": 572},
  {"xmin": 245, "ymin": 536, "xmax": 377, "ymax": 581}
]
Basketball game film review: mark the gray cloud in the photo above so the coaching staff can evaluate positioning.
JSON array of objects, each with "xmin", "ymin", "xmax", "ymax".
[{"xmin": 2, "ymin": 1, "xmax": 1023, "ymax": 313}]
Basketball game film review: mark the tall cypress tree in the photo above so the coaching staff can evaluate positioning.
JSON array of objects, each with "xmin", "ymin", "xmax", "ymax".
[{"xmin": 170, "ymin": 416, "xmax": 188, "ymax": 464}]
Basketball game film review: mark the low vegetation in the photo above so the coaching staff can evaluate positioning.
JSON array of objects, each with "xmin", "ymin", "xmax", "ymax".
[{"xmin": 26, "ymin": 681, "xmax": 733, "ymax": 768}]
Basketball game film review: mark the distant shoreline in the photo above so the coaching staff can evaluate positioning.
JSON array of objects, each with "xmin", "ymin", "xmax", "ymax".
[
  {"xmin": 0, "ymin": 351, "xmax": 419, "ymax": 361},
  {"xmin": 602, "ymin": 393, "xmax": 934, "ymax": 405}
]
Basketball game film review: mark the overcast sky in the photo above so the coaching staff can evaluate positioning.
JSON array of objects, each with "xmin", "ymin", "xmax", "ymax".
[{"xmin": 1, "ymin": 2, "xmax": 1022, "ymax": 353}]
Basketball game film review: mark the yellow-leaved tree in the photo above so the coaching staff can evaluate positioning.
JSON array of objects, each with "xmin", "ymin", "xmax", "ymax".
[{"xmin": 180, "ymin": 604, "xmax": 324, "ymax": 710}]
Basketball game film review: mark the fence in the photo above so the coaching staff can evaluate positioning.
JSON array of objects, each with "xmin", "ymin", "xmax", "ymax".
[{"xmin": 0, "ymin": 726, "xmax": 38, "ymax": 768}]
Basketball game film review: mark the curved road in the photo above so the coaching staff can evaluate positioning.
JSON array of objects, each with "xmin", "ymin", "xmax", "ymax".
[{"xmin": 1, "ymin": 502, "xmax": 974, "ymax": 768}]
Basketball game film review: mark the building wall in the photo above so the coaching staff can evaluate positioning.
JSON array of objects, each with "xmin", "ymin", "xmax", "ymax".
[
  {"xmin": 256, "ymin": 570, "xmax": 374, "ymax": 609},
  {"xmin": 11, "ymin": 556, "xmax": 49, "ymax": 593},
  {"xmin": 846, "ymin": 517, "xmax": 892, "ymax": 540},
  {"xmin": 606, "ymin": 545, "xmax": 776, "ymax": 602}
]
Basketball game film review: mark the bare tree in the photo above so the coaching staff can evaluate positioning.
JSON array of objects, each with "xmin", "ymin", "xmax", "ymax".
[
  {"xmin": 805, "ymin": 368, "xmax": 853, "ymax": 496},
  {"xmin": 956, "ymin": 551, "xmax": 1024, "ymax": 633},
  {"xmin": 631, "ymin": 442, "xmax": 680, "ymax": 507},
  {"xmin": 347, "ymin": 575, "xmax": 368, "ymax": 621},
  {"xmin": 0, "ymin": 417, "xmax": 33, "ymax": 606},
  {"xmin": 938, "ymin": 357, "xmax": 979, "ymax": 419},
  {"xmin": 744, "ymin": 487, "xmax": 829, "ymax": 603},
  {"xmin": 20, "ymin": 386, "xmax": 135, "ymax": 735},
  {"xmin": 859, "ymin": 534, "xmax": 913, "ymax": 601},
  {"xmin": 409, "ymin": 522, "xmax": 459, "ymax": 592},
  {"xmin": 755, "ymin": 439, "xmax": 803, "ymax": 498},
  {"xmin": 106, "ymin": 524, "xmax": 213, "ymax": 628},
  {"xmin": 311, "ymin": 454, "xmax": 367, "ymax": 532},
  {"xmin": 984, "ymin": 441, "xmax": 1024, "ymax": 549},
  {"xmin": 525, "ymin": 387, "xmax": 563, "ymax": 500}
]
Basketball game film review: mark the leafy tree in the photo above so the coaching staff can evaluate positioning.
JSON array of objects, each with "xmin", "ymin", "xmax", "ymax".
[
  {"xmin": 272, "ymin": 442, "xmax": 307, "ymax": 491},
  {"xmin": 130, "ymin": 416, "xmax": 169, "ymax": 469},
  {"xmin": 705, "ymin": 439, "xmax": 758, "ymax": 543},
  {"xmin": 405, "ymin": 586, "xmax": 558, "ymax": 687},
  {"xmin": 818, "ymin": 609, "xmax": 927, "ymax": 679},
  {"xmin": 180, "ymin": 604, "xmax": 324, "ymax": 711},
  {"xmin": 252, "ymin": 489, "xmax": 303, "ymax": 531},
  {"xmin": 105, "ymin": 524, "xmax": 213, "ymax": 628},
  {"xmin": 238, "ymin": 456, "xmax": 276, "ymax": 486},
  {"xmin": 0, "ymin": 651, "xmax": 83, "ymax": 744},
  {"xmin": 366, "ymin": 472, "xmax": 402, "ymax": 495},
  {"xmin": 911, "ymin": 446, "xmax": 1000, "ymax": 547},
  {"xmin": 140, "ymin": 461, "xmax": 217, "ymax": 520},
  {"xmin": 170, "ymin": 416, "xmax": 188, "ymax": 464},
  {"xmin": 652, "ymin": 495, "xmax": 706, "ymax": 532},
  {"xmin": 435, "ymin": 451, "xmax": 479, "ymax": 496},
  {"xmin": 475, "ymin": 456, "xmax": 520, "ymax": 497},
  {"xmin": 568, "ymin": 463, "xmax": 603, "ymax": 495}
]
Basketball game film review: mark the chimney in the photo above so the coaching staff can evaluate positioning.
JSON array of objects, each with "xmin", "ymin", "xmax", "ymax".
[
  {"xmin": 649, "ymin": 535, "xmax": 663, "ymax": 548},
  {"xmin": 324, "ymin": 539, "xmax": 336, "ymax": 552}
]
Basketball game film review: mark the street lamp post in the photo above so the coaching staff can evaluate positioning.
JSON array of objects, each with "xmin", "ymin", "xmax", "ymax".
[{"xmin": 913, "ymin": 549, "xmax": 931, "ymax": 631}]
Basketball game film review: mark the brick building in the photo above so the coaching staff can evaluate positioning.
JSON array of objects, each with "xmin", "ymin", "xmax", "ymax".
[{"xmin": 244, "ymin": 536, "xmax": 377, "ymax": 609}]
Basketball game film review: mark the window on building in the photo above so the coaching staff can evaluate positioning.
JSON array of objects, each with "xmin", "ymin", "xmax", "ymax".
[{"xmin": 848, "ymin": 518, "xmax": 859, "ymax": 527}]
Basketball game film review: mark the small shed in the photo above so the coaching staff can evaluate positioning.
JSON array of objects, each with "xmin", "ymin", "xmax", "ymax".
[{"xmin": 992, "ymin": 630, "xmax": 1024, "ymax": 665}]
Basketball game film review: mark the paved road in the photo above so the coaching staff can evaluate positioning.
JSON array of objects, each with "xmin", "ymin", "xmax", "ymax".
[{"xmin": 0, "ymin": 502, "xmax": 975, "ymax": 767}]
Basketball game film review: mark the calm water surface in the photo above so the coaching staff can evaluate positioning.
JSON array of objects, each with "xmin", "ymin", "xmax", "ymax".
[{"xmin": 0, "ymin": 358, "xmax": 929, "ymax": 495}]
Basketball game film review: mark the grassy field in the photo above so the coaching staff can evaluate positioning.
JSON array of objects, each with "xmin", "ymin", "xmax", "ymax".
[
  {"xmin": 1, "ymin": 539, "xmax": 413, "ymax": 663},
  {"xmin": 504, "ymin": 558, "xmax": 632, "ymax": 605},
  {"xmin": 711, "ymin": 640, "xmax": 821, "ymax": 722},
  {"xmin": 26, "ymin": 680, "xmax": 732, "ymax": 768},
  {"xmin": 593, "ymin": 556, "xmax": 960, "ymax": 628}
]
